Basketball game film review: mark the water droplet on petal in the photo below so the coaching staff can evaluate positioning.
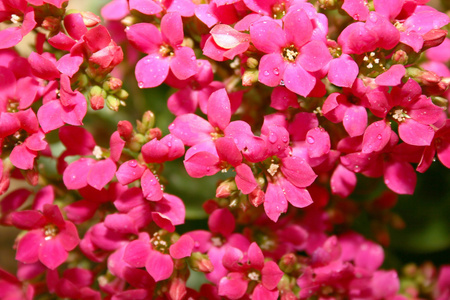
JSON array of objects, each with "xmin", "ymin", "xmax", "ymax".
[
  {"xmin": 280, "ymin": 80, "xmax": 285, "ymax": 86},
  {"xmin": 167, "ymin": 142, "xmax": 172, "ymax": 147},
  {"xmin": 263, "ymin": 70, "xmax": 270, "ymax": 76},
  {"xmin": 377, "ymin": 134, "xmax": 382, "ymax": 140},
  {"xmin": 138, "ymin": 81, "xmax": 144, "ymax": 88},
  {"xmin": 168, "ymin": 123, "xmax": 175, "ymax": 130},
  {"xmin": 273, "ymin": 68, "xmax": 279, "ymax": 75},
  {"xmin": 306, "ymin": 136, "xmax": 315, "ymax": 144},
  {"xmin": 281, "ymin": 136, "xmax": 288, "ymax": 143},
  {"xmin": 191, "ymin": 55, "xmax": 196, "ymax": 61},
  {"xmin": 206, "ymin": 167, "xmax": 211, "ymax": 172},
  {"xmin": 128, "ymin": 160, "xmax": 137, "ymax": 167},
  {"xmin": 268, "ymin": 132, "xmax": 277, "ymax": 143}
]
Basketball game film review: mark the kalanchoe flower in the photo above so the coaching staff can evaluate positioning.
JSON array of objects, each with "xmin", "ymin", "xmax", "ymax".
[
  {"xmin": 218, "ymin": 242, "xmax": 284, "ymax": 299},
  {"xmin": 12, "ymin": 204, "xmax": 80, "ymax": 270},
  {"xmin": 46, "ymin": 268, "xmax": 101, "ymax": 299},
  {"xmin": 250, "ymin": 8, "xmax": 332, "ymax": 96},
  {"xmin": 0, "ymin": 6, "xmax": 36, "ymax": 50},
  {"xmin": 126, "ymin": 12, "xmax": 198, "ymax": 88},
  {"xmin": 0, "ymin": 268, "xmax": 34, "ymax": 300}
]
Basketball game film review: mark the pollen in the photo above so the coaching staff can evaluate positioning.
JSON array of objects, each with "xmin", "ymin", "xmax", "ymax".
[
  {"xmin": 247, "ymin": 271, "xmax": 260, "ymax": 281},
  {"xmin": 44, "ymin": 224, "xmax": 59, "ymax": 240},
  {"xmin": 282, "ymin": 45, "xmax": 299, "ymax": 62},
  {"xmin": 390, "ymin": 108, "xmax": 409, "ymax": 122}
]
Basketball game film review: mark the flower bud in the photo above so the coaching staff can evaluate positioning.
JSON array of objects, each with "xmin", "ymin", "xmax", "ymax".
[
  {"xmin": 89, "ymin": 85, "xmax": 107, "ymax": 98},
  {"xmin": 169, "ymin": 277, "xmax": 187, "ymax": 300},
  {"xmin": 147, "ymin": 128, "xmax": 162, "ymax": 141},
  {"xmin": 246, "ymin": 57, "xmax": 259, "ymax": 69},
  {"xmin": 189, "ymin": 252, "xmax": 214, "ymax": 273},
  {"xmin": 392, "ymin": 49, "xmax": 408, "ymax": 65},
  {"xmin": 103, "ymin": 77, "xmax": 123, "ymax": 92},
  {"xmin": 106, "ymin": 95, "xmax": 120, "ymax": 111},
  {"xmin": 80, "ymin": 11, "xmax": 101, "ymax": 27},
  {"xmin": 249, "ymin": 187, "xmax": 264, "ymax": 207},
  {"xmin": 422, "ymin": 29, "xmax": 447, "ymax": 50},
  {"xmin": 216, "ymin": 179, "xmax": 237, "ymax": 198},
  {"xmin": 117, "ymin": 120, "xmax": 133, "ymax": 140},
  {"xmin": 90, "ymin": 95, "xmax": 104, "ymax": 110},
  {"xmin": 42, "ymin": 16, "xmax": 61, "ymax": 32},
  {"xmin": 318, "ymin": 0, "xmax": 337, "ymax": 9},
  {"xmin": 114, "ymin": 89, "xmax": 129, "ymax": 100},
  {"xmin": 242, "ymin": 70, "xmax": 259, "ymax": 86},
  {"xmin": 202, "ymin": 199, "xmax": 219, "ymax": 214},
  {"xmin": 136, "ymin": 111, "xmax": 155, "ymax": 134},
  {"xmin": 279, "ymin": 253, "xmax": 297, "ymax": 273}
]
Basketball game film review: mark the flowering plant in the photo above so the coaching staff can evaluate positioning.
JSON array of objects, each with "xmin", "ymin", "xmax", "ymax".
[{"xmin": 1, "ymin": 0, "xmax": 450, "ymax": 299}]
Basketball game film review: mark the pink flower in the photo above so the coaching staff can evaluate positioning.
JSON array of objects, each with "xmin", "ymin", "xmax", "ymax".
[
  {"xmin": 12, "ymin": 204, "xmax": 80, "ymax": 270},
  {"xmin": 126, "ymin": 12, "xmax": 198, "ymax": 88},
  {"xmin": 250, "ymin": 9, "xmax": 332, "ymax": 96},
  {"xmin": 0, "ymin": 6, "xmax": 36, "ymax": 50},
  {"xmin": 218, "ymin": 242, "xmax": 283, "ymax": 300}
]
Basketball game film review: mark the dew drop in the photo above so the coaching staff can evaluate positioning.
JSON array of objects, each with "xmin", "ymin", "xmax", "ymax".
[
  {"xmin": 138, "ymin": 81, "xmax": 144, "ymax": 88},
  {"xmin": 268, "ymin": 132, "xmax": 277, "ymax": 143},
  {"xmin": 191, "ymin": 55, "xmax": 196, "ymax": 61},
  {"xmin": 280, "ymin": 80, "xmax": 285, "ymax": 86},
  {"xmin": 168, "ymin": 123, "xmax": 175, "ymax": 130},
  {"xmin": 263, "ymin": 70, "xmax": 270, "ymax": 76},
  {"xmin": 281, "ymin": 136, "xmax": 288, "ymax": 143},
  {"xmin": 377, "ymin": 134, "xmax": 382, "ymax": 140},
  {"xmin": 128, "ymin": 160, "xmax": 137, "ymax": 168},
  {"xmin": 167, "ymin": 141, "xmax": 172, "ymax": 147},
  {"xmin": 206, "ymin": 167, "xmax": 211, "ymax": 172},
  {"xmin": 273, "ymin": 68, "xmax": 279, "ymax": 75},
  {"xmin": 306, "ymin": 136, "xmax": 315, "ymax": 144}
]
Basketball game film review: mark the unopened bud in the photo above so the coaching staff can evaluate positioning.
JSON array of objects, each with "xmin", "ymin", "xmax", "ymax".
[
  {"xmin": 90, "ymin": 95, "xmax": 104, "ymax": 110},
  {"xmin": 420, "ymin": 70, "xmax": 441, "ymax": 86},
  {"xmin": 147, "ymin": 128, "xmax": 162, "ymax": 141},
  {"xmin": 42, "ymin": 16, "xmax": 61, "ymax": 32},
  {"xmin": 318, "ymin": 0, "xmax": 337, "ymax": 9},
  {"xmin": 249, "ymin": 187, "xmax": 264, "ymax": 207},
  {"xmin": 80, "ymin": 11, "xmax": 101, "ymax": 27},
  {"xmin": 392, "ymin": 49, "xmax": 408, "ymax": 65},
  {"xmin": 216, "ymin": 179, "xmax": 236, "ymax": 198},
  {"xmin": 136, "ymin": 111, "xmax": 155, "ymax": 134},
  {"xmin": 169, "ymin": 277, "xmax": 187, "ymax": 300},
  {"xmin": 25, "ymin": 169, "xmax": 39, "ymax": 186},
  {"xmin": 106, "ymin": 95, "xmax": 120, "ymax": 111},
  {"xmin": 122, "ymin": 15, "xmax": 139, "ymax": 27},
  {"xmin": 422, "ymin": 29, "xmax": 447, "ymax": 50},
  {"xmin": 242, "ymin": 70, "xmax": 259, "ymax": 86},
  {"xmin": 128, "ymin": 133, "xmax": 146, "ymax": 152},
  {"xmin": 246, "ymin": 57, "xmax": 259, "ymax": 69},
  {"xmin": 279, "ymin": 253, "xmax": 297, "ymax": 273},
  {"xmin": 189, "ymin": 252, "xmax": 214, "ymax": 273},
  {"xmin": 431, "ymin": 95, "xmax": 448, "ymax": 107},
  {"xmin": 89, "ymin": 85, "xmax": 107, "ymax": 98},
  {"xmin": 103, "ymin": 77, "xmax": 123, "ymax": 92},
  {"xmin": 115, "ymin": 89, "xmax": 129, "ymax": 100},
  {"xmin": 117, "ymin": 120, "xmax": 133, "ymax": 140}
]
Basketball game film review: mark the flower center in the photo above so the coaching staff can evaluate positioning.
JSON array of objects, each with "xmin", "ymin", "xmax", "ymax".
[
  {"xmin": 151, "ymin": 231, "xmax": 169, "ymax": 253},
  {"xmin": 247, "ymin": 270, "xmax": 260, "ymax": 281},
  {"xmin": 44, "ymin": 224, "xmax": 59, "ymax": 240},
  {"xmin": 362, "ymin": 52, "xmax": 384, "ymax": 70},
  {"xmin": 390, "ymin": 107, "xmax": 409, "ymax": 122},
  {"xmin": 282, "ymin": 45, "xmax": 299, "ymax": 62},
  {"xmin": 159, "ymin": 44, "xmax": 174, "ymax": 57},
  {"xmin": 272, "ymin": 2, "xmax": 287, "ymax": 19}
]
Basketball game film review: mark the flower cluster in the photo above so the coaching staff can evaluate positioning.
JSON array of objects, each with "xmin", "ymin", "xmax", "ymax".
[{"xmin": 0, "ymin": 0, "xmax": 450, "ymax": 299}]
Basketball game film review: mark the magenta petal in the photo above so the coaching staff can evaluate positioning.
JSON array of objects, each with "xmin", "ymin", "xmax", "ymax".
[
  {"xmin": 110, "ymin": 131, "xmax": 125, "ymax": 162},
  {"xmin": 39, "ymin": 238, "xmax": 68, "ymax": 270},
  {"xmin": 167, "ymin": 89, "xmax": 197, "ymax": 116},
  {"xmin": 171, "ymin": 47, "xmax": 198, "ymax": 80},
  {"xmin": 124, "ymin": 240, "xmax": 151, "ymax": 268},
  {"xmin": 64, "ymin": 13, "xmax": 87, "ymax": 40},
  {"xmin": 280, "ymin": 178, "xmax": 313, "ymax": 208},
  {"xmin": 371, "ymin": 270, "xmax": 400, "ymax": 298},
  {"xmin": 87, "ymin": 159, "xmax": 117, "ymax": 190},
  {"xmin": 146, "ymin": 251, "xmax": 173, "ymax": 282},
  {"xmin": 208, "ymin": 208, "xmax": 235, "ymax": 236},
  {"xmin": 28, "ymin": 52, "xmax": 59, "ymax": 80},
  {"xmin": 218, "ymin": 272, "xmax": 248, "ymax": 299},
  {"xmin": 210, "ymin": 24, "xmax": 248, "ymax": 49},
  {"xmin": 169, "ymin": 235, "xmax": 194, "ymax": 259},
  {"xmin": 56, "ymin": 54, "xmax": 83, "ymax": 77},
  {"xmin": 135, "ymin": 54, "xmax": 169, "ymax": 88},
  {"xmin": 343, "ymin": 105, "xmax": 368, "ymax": 137},
  {"xmin": 281, "ymin": 156, "xmax": 317, "ymax": 188},
  {"xmin": 141, "ymin": 169, "xmax": 163, "ymax": 201},
  {"xmin": 184, "ymin": 151, "xmax": 220, "ymax": 178},
  {"xmin": 306, "ymin": 127, "xmax": 331, "ymax": 158},
  {"xmin": 58, "ymin": 222, "xmax": 80, "ymax": 251},
  {"xmin": 398, "ymin": 119, "xmax": 434, "ymax": 146},
  {"xmin": 161, "ymin": 12, "xmax": 184, "ymax": 46},
  {"xmin": 215, "ymin": 137, "xmax": 242, "ymax": 167},
  {"xmin": 169, "ymin": 114, "xmax": 214, "ymax": 146},
  {"xmin": 105, "ymin": 213, "xmax": 138, "ymax": 234},
  {"xmin": 384, "ymin": 159, "xmax": 416, "ymax": 195},
  {"xmin": 207, "ymin": 88, "xmax": 231, "ymax": 131},
  {"xmin": 362, "ymin": 120, "xmax": 391, "ymax": 153},
  {"xmin": 16, "ymin": 231, "xmax": 41, "ymax": 264},
  {"xmin": 12, "ymin": 210, "xmax": 46, "ymax": 230},
  {"xmin": 261, "ymin": 261, "xmax": 283, "ymax": 290},
  {"xmin": 63, "ymin": 158, "xmax": 95, "ymax": 190},
  {"xmin": 253, "ymin": 283, "xmax": 279, "ymax": 300},
  {"xmin": 400, "ymin": 31, "xmax": 423, "ymax": 53},
  {"xmin": 116, "ymin": 160, "xmax": 146, "ymax": 185},
  {"xmin": 129, "ymin": 0, "xmax": 162, "ymax": 15},
  {"xmin": 258, "ymin": 53, "xmax": 286, "ymax": 87},
  {"xmin": 248, "ymin": 242, "xmax": 264, "ymax": 269},
  {"xmin": 126, "ymin": 23, "xmax": 162, "ymax": 53},
  {"xmin": 9, "ymin": 144, "xmax": 36, "ymax": 170},
  {"xmin": 354, "ymin": 241, "xmax": 384, "ymax": 272},
  {"xmin": 284, "ymin": 64, "xmax": 316, "ymax": 97},
  {"xmin": 328, "ymin": 54, "xmax": 358, "ymax": 88},
  {"xmin": 0, "ymin": 27, "xmax": 23, "ymax": 50},
  {"xmin": 264, "ymin": 182, "xmax": 288, "ymax": 222},
  {"xmin": 235, "ymin": 164, "xmax": 258, "ymax": 194},
  {"xmin": 64, "ymin": 200, "xmax": 98, "ymax": 224},
  {"xmin": 342, "ymin": 0, "xmax": 370, "ymax": 21},
  {"xmin": 270, "ymin": 86, "xmax": 299, "ymax": 110},
  {"xmin": 298, "ymin": 40, "xmax": 332, "ymax": 72},
  {"xmin": 331, "ymin": 165, "xmax": 357, "ymax": 198},
  {"xmin": 37, "ymin": 101, "xmax": 64, "ymax": 133},
  {"xmin": 284, "ymin": 9, "xmax": 313, "ymax": 48},
  {"xmin": 250, "ymin": 18, "xmax": 286, "ymax": 53},
  {"xmin": 375, "ymin": 64, "xmax": 405, "ymax": 86}
]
